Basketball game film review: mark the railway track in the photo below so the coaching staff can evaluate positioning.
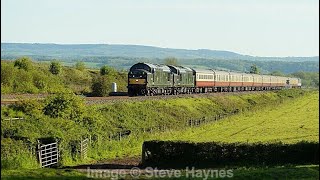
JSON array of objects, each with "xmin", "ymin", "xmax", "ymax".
[{"xmin": 1, "ymin": 91, "xmax": 267, "ymax": 106}]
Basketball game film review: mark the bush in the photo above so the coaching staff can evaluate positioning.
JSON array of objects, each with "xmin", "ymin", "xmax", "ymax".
[
  {"xmin": 12, "ymin": 75, "xmax": 39, "ymax": 93},
  {"xmin": 31, "ymin": 71, "xmax": 49, "ymax": 90},
  {"xmin": 1, "ymin": 63, "xmax": 16, "ymax": 86},
  {"xmin": 61, "ymin": 67, "xmax": 92, "ymax": 94},
  {"xmin": 91, "ymin": 76, "xmax": 110, "ymax": 96},
  {"xmin": 49, "ymin": 61, "xmax": 62, "ymax": 75},
  {"xmin": 100, "ymin": 65, "xmax": 116, "ymax": 76},
  {"xmin": 13, "ymin": 57, "xmax": 32, "ymax": 71},
  {"xmin": 75, "ymin": 61, "xmax": 86, "ymax": 71},
  {"xmin": 43, "ymin": 93, "xmax": 85, "ymax": 120},
  {"xmin": 10, "ymin": 99, "xmax": 44, "ymax": 117}
]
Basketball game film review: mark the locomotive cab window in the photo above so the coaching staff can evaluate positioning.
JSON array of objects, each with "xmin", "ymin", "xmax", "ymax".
[{"xmin": 129, "ymin": 71, "xmax": 146, "ymax": 78}]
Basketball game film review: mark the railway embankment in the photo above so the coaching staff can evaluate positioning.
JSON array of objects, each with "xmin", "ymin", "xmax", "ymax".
[{"xmin": 1, "ymin": 89, "xmax": 314, "ymax": 169}]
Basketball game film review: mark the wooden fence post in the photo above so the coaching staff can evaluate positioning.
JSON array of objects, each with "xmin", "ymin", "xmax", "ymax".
[
  {"xmin": 37, "ymin": 140, "xmax": 42, "ymax": 168},
  {"xmin": 80, "ymin": 138, "xmax": 83, "ymax": 158},
  {"xmin": 141, "ymin": 143, "xmax": 146, "ymax": 165}
]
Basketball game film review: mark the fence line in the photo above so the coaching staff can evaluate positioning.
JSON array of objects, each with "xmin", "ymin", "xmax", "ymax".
[
  {"xmin": 101, "ymin": 111, "xmax": 236, "ymax": 143},
  {"xmin": 2, "ymin": 117, "xmax": 24, "ymax": 124}
]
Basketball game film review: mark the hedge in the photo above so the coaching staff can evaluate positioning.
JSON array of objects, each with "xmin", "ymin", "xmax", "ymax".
[{"xmin": 142, "ymin": 140, "xmax": 319, "ymax": 168}]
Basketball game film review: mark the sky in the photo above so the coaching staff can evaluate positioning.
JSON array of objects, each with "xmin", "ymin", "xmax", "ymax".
[{"xmin": 1, "ymin": 0, "xmax": 319, "ymax": 57}]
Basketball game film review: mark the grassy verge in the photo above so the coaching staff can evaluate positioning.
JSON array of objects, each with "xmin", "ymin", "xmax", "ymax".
[
  {"xmin": 230, "ymin": 165, "xmax": 319, "ymax": 180},
  {"xmin": 1, "ymin": 169, "xmax": 90, "ymax": 180},
  {"xmin": 1, "ymin": 165, "xmax": 319, "ymax": 179}
]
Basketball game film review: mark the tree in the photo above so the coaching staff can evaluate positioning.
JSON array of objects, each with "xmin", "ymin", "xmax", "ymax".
[
  {"xmin": 164, "ymin": 57, "xmax": 179, "ymax": 66},
  {"xmin": 14, "ymin": 57, "xmax": 32, "ymax": 71},
  {"xmin": 250, "ymin": 64, "xmax": 260, "ymax": 74},
  {"xmin": 75, "ymin": 61, "xmax": 86, "ymax": 71},
  {"xmin": 100, "ymin": 65, "xmax": 116, "ymax": 76},
  {"xmin": 1, "ymin": 63, "xmax": 16, "ymax": 86},
  {"xmin": 91, "ymin": 76, "xmax": 110, "ymax": 96},
  {"xmin": 290, "ymin": 71, "xmax": 319, "ymax": 87},
  {"xmin": 270, "ymin": 70, "xmax": 284, "ymax": 76},
  {"xmin": 49, "ymin": 61, "xmax": 62, "ymax": 75}
]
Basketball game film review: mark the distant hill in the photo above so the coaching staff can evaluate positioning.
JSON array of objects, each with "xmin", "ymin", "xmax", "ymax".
[
  {"xmin": 1, "ymin": 43, "xmax": 319, "ymax": 73},
  {"xmin": 1, "ymin": 43, "xmax": 318, "ymax": 61}
]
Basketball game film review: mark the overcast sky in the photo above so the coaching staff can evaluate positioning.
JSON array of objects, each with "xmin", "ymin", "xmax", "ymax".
[{"xmin": 1, "ymin": 0, "xmax": 319, "ymax": 57}]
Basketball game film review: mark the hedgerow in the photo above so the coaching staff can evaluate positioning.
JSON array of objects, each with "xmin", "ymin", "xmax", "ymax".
[{"xmin": 142, "ymin": 140, "xmax": 319, "ymax": 168}]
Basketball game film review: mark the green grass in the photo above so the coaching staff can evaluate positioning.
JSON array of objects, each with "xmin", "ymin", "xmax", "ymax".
[
  {"xmin": 152, "ymin": 91, "xmax": 319, "ymax": 144},
  {"xmin": 1, "ymin": 169, "xmax": 90, "ymax": 180},
  {"xmin": 80, "ymin": 90, "xmax": 319, "ymax": 162},
  {"xmin": 1, "ymin": 91, "xmax": 319, "ymax": 179},
  {"xmin": 2, "ymin": 165, "xmax": 318, "ymax": 179},
  {"xmin": 230, "ymin": 165, "xmax": 319, "ymax": 180},
  {"xmin": 2, "ymin": 90, "xmax": 315, "ymax": 169},
  {"xmin": 163, "ymin": 165, "xmax": 320, "ymax": 180}
]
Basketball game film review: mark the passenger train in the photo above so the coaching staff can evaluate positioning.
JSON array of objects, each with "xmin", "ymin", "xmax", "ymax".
[{"xmin": 127, "ymin": 62, "xmax": 301, "ymax": 96}]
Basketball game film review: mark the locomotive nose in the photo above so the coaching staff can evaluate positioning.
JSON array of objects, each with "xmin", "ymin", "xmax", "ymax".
[{"xmin": 129, "ymin": 78, "xmax": 146, "ymax": 84}]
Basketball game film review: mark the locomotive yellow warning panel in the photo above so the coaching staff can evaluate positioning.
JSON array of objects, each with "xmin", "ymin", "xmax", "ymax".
[{"xmin": 129, "ymin": 78, "xmax": 146, "ymax": 84}]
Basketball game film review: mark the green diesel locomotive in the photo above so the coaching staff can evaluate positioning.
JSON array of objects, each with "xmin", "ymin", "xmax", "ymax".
[{"xmin": 127, "ymin": 62, "xmax": 194, "ymax": 96}]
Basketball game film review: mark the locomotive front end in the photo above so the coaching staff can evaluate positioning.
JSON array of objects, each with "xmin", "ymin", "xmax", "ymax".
[{"xmin": 128, "ymin": 69, "xmax": 148, "ymax": 96}]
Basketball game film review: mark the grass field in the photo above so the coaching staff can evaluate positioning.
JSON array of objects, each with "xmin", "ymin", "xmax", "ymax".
[
  {"xmin": 153, "ymin": 91, "xmax": 319, "ymax": 143},
  {"xmin": 1, "ymin": 91, "xmax": 319, "ymax": 179},
  {"xmin": 102, "ymin": 90, "xmax": 319, "ymax": 159}
]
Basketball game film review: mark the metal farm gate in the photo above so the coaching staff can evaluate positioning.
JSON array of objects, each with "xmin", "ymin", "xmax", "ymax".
[
  {"xmin": 37, "ymin": 141, "xmax": 59, "ymax": 168},
  {"xmin": 80, "ymin": 138, "xmax": 89, "ymax": 159}
]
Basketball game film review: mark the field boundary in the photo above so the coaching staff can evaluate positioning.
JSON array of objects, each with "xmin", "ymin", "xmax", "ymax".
[{"xmin": 142, "ymin": 140, "xmax": 319, "ymax": 168}]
